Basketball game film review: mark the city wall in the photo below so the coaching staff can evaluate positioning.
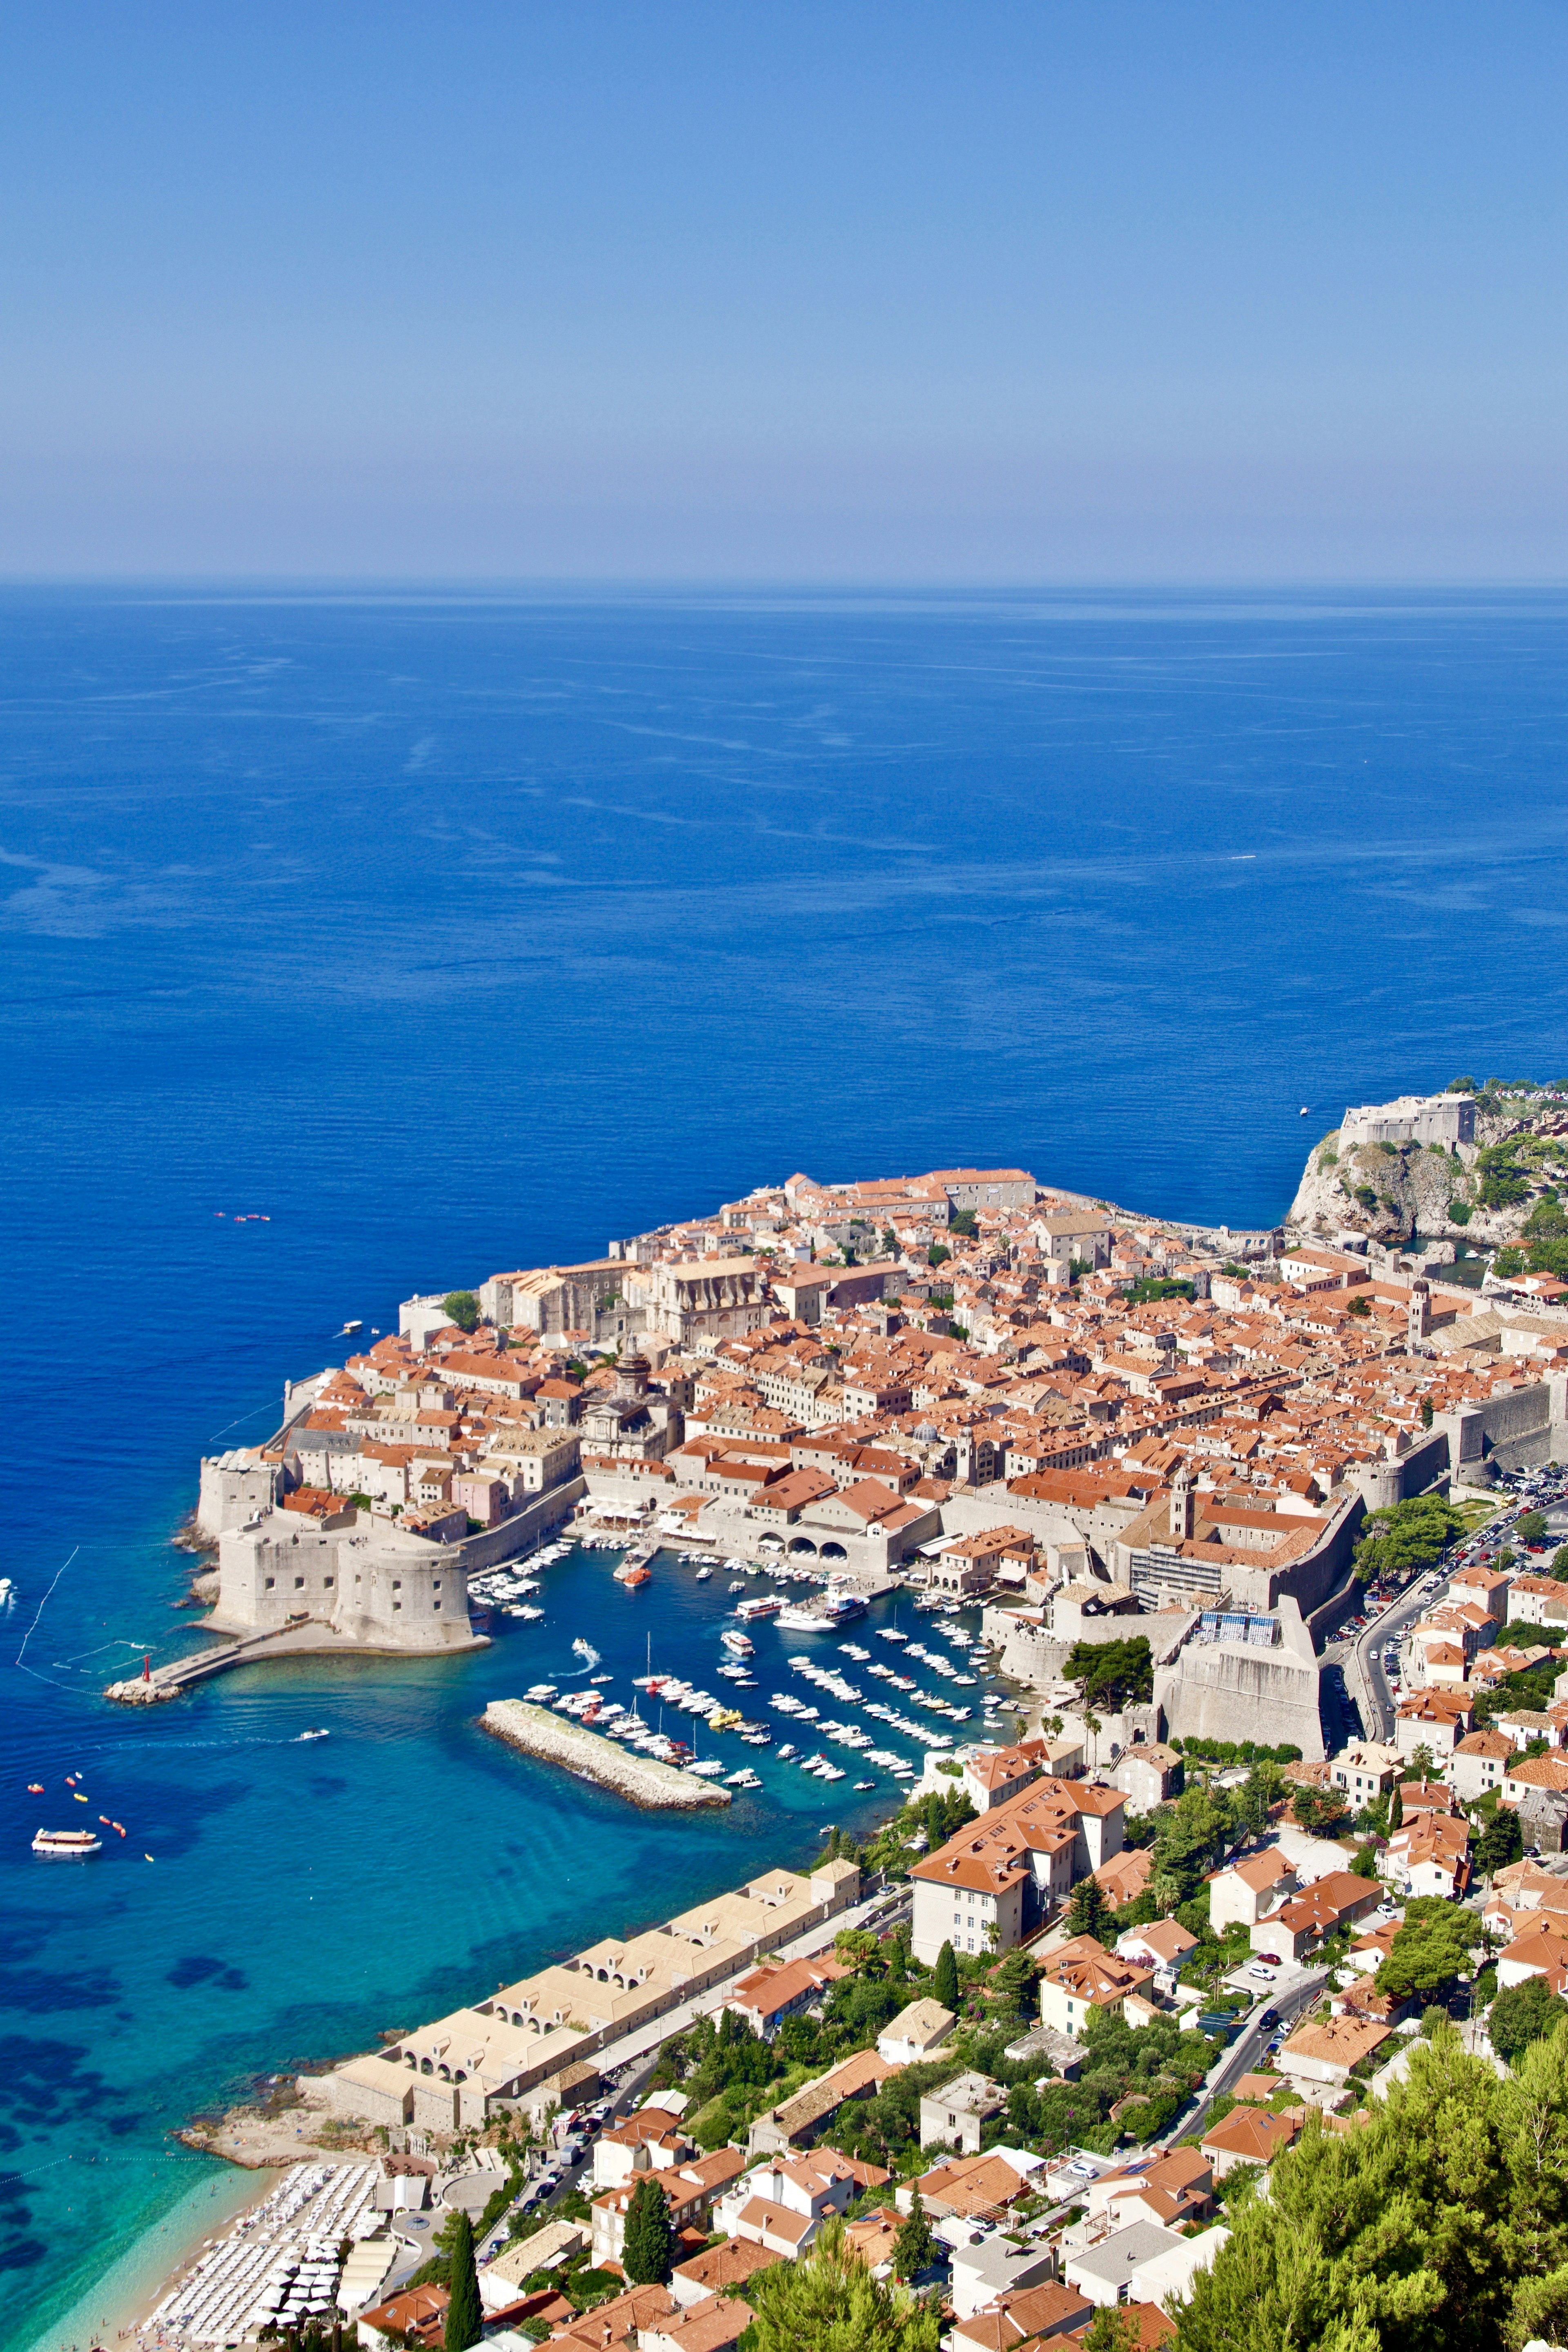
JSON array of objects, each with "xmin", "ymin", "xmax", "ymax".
[{"xmin": 1154, "ymin": 1597, "xmax": 1324, "ymax": 1760}]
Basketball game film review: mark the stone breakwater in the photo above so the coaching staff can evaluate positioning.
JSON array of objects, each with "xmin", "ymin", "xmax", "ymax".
[{"xmin": 480, "ymin": 1698, "xmax": 731, "ymax": 1809}]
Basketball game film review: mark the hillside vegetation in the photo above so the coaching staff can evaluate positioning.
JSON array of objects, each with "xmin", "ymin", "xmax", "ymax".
[{"xmin": 1287, "ymin": 1076, "xmax": 1568, "ymax": 1250}]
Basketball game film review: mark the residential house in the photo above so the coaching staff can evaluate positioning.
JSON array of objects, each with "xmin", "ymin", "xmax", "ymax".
[
  {"xmin": 1199, "ymin": 2104, "xmax": 1303, "ymax": 2179},
  {"xmin": 1497, "ymin": 1922, "xmax": 1568, "ymax": 1993},
  {"xmin": 590, "ymin": 2148, "xmax": 745, "ymax": 2269},
  {"xmin": 668, "ymin": 2239, "xmax": 782, "ymax": 2310},
  {"xmin": 897, "ymin": 2147, "xmax": 1043, "ymax": 2223},
  {"xmin": 1038, "ymin": 1936, "xmax": 1156, "ymax": 2040},
  {"xmin": 1109, "ymin": 1743, "xmax": 1185, "ymax": 1813},
  {"xmin": 1250, "ymin": 1873, "xmax": 1381, "ymax": 1962},
  {"xmin": 1207, "ymin": 1848, "xmax": 1297, "ymax": 1935},
  {"xmin": 1114, "ymin": 1919, "xmax": 1198, "ymax": 1990},
  {"xmin": 909, "ymin": 1777, "xmax": 1127, "ymax": 1962},
  {"xmin": 746, "ymin": 2048, "xmax": 899, "ymax": 2157},
  {"xmin": 1328, "ymin": 1743, "xmax": 1401, "ymax": 1806},
  {"xmin": 950, "ymin": 2278, "xmax": 1094, "ymax": 2349},
  {"xmin": 1276, "ymin": 2015, "xmax": 1393, "ymax": 2089},
  {"xmin": 877, "ymin": 1998, "xmax": 956, "ymax": 2065},
  {"xmin": 918, "ymin": 2070, "xmax": 1005, "ymax": 2152},
  {"xmin": 1395, "ymin": 1691, "xmax": 1475, "ymax": 1760},
  {"xmin": 947, "ymin": 2239, "xmax": 1062, "ymax": 2323},
  {"xmin": 1502, "ymin": 1755, "xmax": 1568, "ymax": 1812},
  {"xmin": 590, "ymin": 2108, "xmax": 693, "ymax": 2192},
  {"xmin": 722, "ymin": 1956, "xmax": 847, "ymax": 2041},
  {"xmin": 1379, "ymin": 1811, "xmax": 1471, "ymax": 1902},
  {"xmin": 1083, "ymin": 2148, "xmax": 1213, "ymax": 2237},
  {"xmin": 721, "ymin": 2149, "xmax": 889, "ymax": 2261},
  {"xmin": 1063, "ymin": 2223, "xmax": 1189, "ymax": 2310},
  {"xmin": 1447, "ymin": 1728, "xmax": 1513, "ymax": 1803}
]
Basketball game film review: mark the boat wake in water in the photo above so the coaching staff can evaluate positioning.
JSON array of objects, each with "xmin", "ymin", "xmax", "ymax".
[{"xmin": 570, "ymin": 1638, "xmax": 601, "ymax": 1677}]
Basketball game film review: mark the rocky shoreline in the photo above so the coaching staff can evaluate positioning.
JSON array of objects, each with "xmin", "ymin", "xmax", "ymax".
[{"xmin": 480, "ymin": 1697, "xmax": 732, "ymax": 1808}]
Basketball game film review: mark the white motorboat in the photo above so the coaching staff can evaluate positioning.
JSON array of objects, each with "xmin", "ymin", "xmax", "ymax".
[
  {"xmin": 720, "ymin": 1629, "xmax": 755, "ymax": 1657},
  {"xmin": 33, "ymin": 1828, "xmax": 101, "ymax": 1858}
]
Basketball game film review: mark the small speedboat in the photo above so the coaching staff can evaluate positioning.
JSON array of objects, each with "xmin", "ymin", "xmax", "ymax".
[{"xmin": 695, "ymin": 1566, "xmax": 712, "ymax": 1581}]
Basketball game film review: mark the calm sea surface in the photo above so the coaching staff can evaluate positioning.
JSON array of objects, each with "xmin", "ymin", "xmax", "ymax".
[{"xmin": 3, "ymin": 585, "xmax": 1567, "ymax": 2348}]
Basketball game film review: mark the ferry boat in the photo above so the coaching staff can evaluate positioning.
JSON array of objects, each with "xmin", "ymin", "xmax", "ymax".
[
  {"xmin": 734, "ymin": 1595, "xmax": 783, "ymax": 1622},
  {"xmin": 720, "ymin": 1629, "xmax": 755, "ymax": 1657},
  {"xmin": 33, "ymin": 1827, "xmax": 102, "ymax": 1859}
]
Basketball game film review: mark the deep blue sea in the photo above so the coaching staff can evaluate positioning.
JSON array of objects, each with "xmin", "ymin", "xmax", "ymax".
[{"xmin": 4, "ymin": 585, "xmax": 1567, "ymax": 2350}]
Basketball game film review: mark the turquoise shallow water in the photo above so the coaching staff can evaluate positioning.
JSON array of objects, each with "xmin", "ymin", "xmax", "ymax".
[{"xmin": 4, "ymin": 584, "xmax": 1568, "ymax": 2348}]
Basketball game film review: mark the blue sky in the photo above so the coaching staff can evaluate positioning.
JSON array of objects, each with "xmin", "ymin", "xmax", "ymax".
[{"xmin": 1, "ymin": 2, "xmax": 1563, "ymax": 578}]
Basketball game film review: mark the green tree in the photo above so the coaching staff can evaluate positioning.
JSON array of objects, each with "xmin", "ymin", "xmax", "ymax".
[
  {"xmin": 932, "ymin": 1940, "xmax": 960, "ymax": 2013},
  {"xmin": 1375, "ymin": 1896, "xmax": 1474, "ymax": 2003},
  {"xmin": 1518, "ymin": 1511, "xmax": 1550, "ymax": 1545},
  {"xmin": 621, "ymin": 2172, "xmax": 676, "ymax": 2285},
  {"xmin": 1490, "ymin": 1977, "xmax": 1568, "ymax": 2066},
  {"xmin": 892, "ymin": 2189, "xmax": 938, "ymax": 2281},
  {"xmin": 1549, "ymin": 1545, "xmax": 1568, "ymax": 1583},
  {"xmin": 1067, "ymin": 1875, "xmax": 1111, "ymax": 1942},
  {"xmin": 1352, "ymin": 1494, "xmax": 1466, "ymax": 1586},
  {"xmin": 1448, "ymin": 1199, "xmax": 1473, "ymax": 1225},
  {"xmin": 1172, "ymin": 2024, "xmax": 1531, "ymax": 2352},
  {"xmin": 746, "ymin": 2221, "xmax": 941, "ymax": 2352},
  {"xmin": 927, "ymin": 1243, "xmax": 951, "ymax": 1267},
  {"xmin": 442, "ymin": 1290, "xmax": 480, "ymax": 1333},
  {"xmin": 1152, "ymin": 1784, "xmax": 1236, "ymax": 1902},
  {"xmin": 1495, "ymin": 1248, "xmax": 1528, "ymax": 1280},
  {"xmin": 443, "ymin": 2209, "xmax": 481, "ymax": 2352},
  {"xmin": 1288, "ymin": 1782, "xmax": 1350, "ymax": 1837},
  {"xmin": 1064, "ymin": 1635, "xmax": 1154, "ymax": 1711},
  {"xmin": 1477, "ymin": 1806, "xmax": 1523, "ymax": 1876},
  {"xmin": 1421, "ymin": 1395, "xmax": 1434, "ymax": 1429},
  {"xmin": 1081, "ymin": 2310, "xmax": 1144, "ymax": 2352},
  {"xmin": 1387, "ymin": 1779, "xmax": 1403, "ymax": 1833}
]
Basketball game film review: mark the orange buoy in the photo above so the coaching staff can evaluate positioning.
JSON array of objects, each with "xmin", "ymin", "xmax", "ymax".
[{"xmin": 27, "ymin": 1783, "xmax": 42, "ymax": 1794}]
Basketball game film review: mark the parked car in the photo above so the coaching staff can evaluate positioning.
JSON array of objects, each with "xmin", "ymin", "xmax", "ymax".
[{"xmin": 1248, "ymin": 1963, "xmax": 1276, "ymax": 1981}]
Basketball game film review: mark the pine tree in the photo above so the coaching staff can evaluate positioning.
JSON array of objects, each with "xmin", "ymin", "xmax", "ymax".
[
  {"xmin": 1067, "ymin": 1875, "xmax": 1109, "ymax": 1942},
  {"xmin": 621, "ymin": 2171, "xmax": 676, "ymax": 2285},
  {"xmin": 933, "ymin": 1939, "xmax": 960, "ymax": 2011},
  {"xmin": 748, "ymin": 2221, "xmax": 939, "ymax": 2352},
  {"xmin": 443, "ymin": 2209, "xmax": 481, "ymax": 2352},
  {"xmin": 893, "ymin": 2189, "xmax": 938, "ymax": 2281}
]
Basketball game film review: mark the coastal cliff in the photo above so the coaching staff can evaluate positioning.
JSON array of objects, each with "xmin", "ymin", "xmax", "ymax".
[
  {"xmin": 1286, "ymin": 1080, "xmax": 1568, "ymax": 1250},
  {"xmin": 481, "ymin": 1698, "xmax": 731, "ymax": 1808}
]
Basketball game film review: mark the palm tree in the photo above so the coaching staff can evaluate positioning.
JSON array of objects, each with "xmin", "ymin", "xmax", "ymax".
[{"xmin": 1083, "ymin": 1711, "xmax": 1102, "ymax": 1770}]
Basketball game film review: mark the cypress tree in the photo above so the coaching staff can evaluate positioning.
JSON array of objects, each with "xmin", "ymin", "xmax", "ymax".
[
  {"xmin": 893, "ymin": 2188, "xmax": 937, "ymax": 2281},
  {"xmin": 933, "ymin": 1938, "xmax": 960, "ymax": 2011},
  {"xmin": 621, "ymin": 2171, "xmax": 676, "ymax": 2285},
  {"xmin": 1387, "ymin": 1778, "xmax": 1403, "ymax": 1832},
  {"xmin": 443, "ymin": 2209, "xmax": 481, "ymax": 2352}
]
